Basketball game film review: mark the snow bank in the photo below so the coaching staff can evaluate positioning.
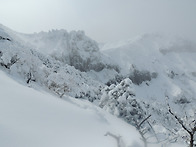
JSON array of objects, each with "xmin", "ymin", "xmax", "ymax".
[{"xmin": 0, "ymin": 70, "xmax": 143, "ymax": 147}]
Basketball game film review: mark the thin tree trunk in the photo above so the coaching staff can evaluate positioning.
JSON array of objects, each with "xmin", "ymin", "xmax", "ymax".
[{"xmin": 190, "ymin": 133, "xmax": 194, "ymax": 147}]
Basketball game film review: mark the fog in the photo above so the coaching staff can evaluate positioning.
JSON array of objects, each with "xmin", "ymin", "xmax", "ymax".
[{"xmin": 0, "ymin": 0, "xmax": 196, "ymax": 42}]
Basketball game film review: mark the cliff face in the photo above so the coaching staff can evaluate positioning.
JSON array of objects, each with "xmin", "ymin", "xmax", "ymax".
[
  {"xmin": 16, "ymin": 29, "xmax": 119, "ymax": 72},
  {"xmin": 0, "ymin": 24, "xmax": 105, "ymax": 100}
]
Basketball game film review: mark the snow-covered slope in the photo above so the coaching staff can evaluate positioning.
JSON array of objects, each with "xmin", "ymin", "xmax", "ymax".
[
  {"xmin": 0, "ymin": 24, "xmax": 194, "ymax": 147},
  {"xmin": 0, "ymin": 70, "xmax": 143, "ymax": 147},
  {"xmin": 99, "ymin": 35, "xmax": 196, "ymax": 146},
  {"xmin": 16, "ymin": 28, "xmax": 119, "ymax": 73},
  {"xmin": 102, "ymin": 34, "xmax": 196, "ymax": 73},
  {"xmin": 102, "ymin": 34, "xmax": 196, "ymax": 103},
  {"xmin": 0, "ymin": 24, "xmax": 107, "ymax": 101}
]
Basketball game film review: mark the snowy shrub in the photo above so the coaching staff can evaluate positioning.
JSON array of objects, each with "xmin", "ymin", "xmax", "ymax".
[
  {"xmin": 174, "ymin": 96, "xmax": 191, "ymax": 104},
  {"xmin": 0, "ymin": 51, "xmax": 19, "ymax": 69},
  {"xmin": 129, "ymin": 69, "xmax": 158, "ymax": 85},
  {"xmin": 99, "ymin": 78, "xmax": 164, "ymax": 146},
  {"xmin": 106, "ymin": 74, "xmax": 124, "ymax": 86},
  {"xmin": 69, "ymin": 53, "xmax": 107, "ymax": 72},
  {"xmin": 100, "ymin": 78, "xmax": 147, "ymax": 126},
  {"xmin": 106, "ymin": 68, "xmax": 158, "ymax": 86},
  {"xmin": 0, "ymin": 33, "xmax": 103, "ymax": 100},
  {"xmin": 167, "ymin": 70, "xmax": 178, "ymax": 79},
  {"xmin": 48, "ymin": 81, "xmax": 70, "ymax": 98},
  {"xmin": 75, "ymin": 85, "xmax": 103, "ymax": 103}
]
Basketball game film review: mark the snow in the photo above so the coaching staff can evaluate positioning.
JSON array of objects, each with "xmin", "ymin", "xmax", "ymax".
[
  {"xmin": 16, "ymin": 29, "xmax": 117, "ymax": 72},
  {"xmin": 87, "ymin": 68, "xmax": 119, "ymax": 83},
  {"xmin": 0, "ymin": 70, "xmax": 143, "ymax": 147},
  {"xmin": 102, "ymin": 34, "xmax": 196, "ymax": 73},
  {"xmin": 0, "ymin": 24, "xmax": 194, "ymax": 147},
  {"xmin": 0, "ymin": 24, "xmax": 107, "ymax": 101},
  {"xmin": 99, "ymin": 34, "xmax": 196, "ymax": 147},
  {"xmin": 101, "ymin": 33, "xmax": 196, "ymax": 103}
]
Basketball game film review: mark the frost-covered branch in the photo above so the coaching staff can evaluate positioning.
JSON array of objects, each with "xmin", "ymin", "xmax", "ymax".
[
  {"xmin": 135, "ymin": 115, "xmax": 152, "ymax": 147},
  {"xmin": 104, "ymin": 132, "xmax": 124, "ymax": 147},
  {"xmin": 167, "ymin": 97, "xmax": 196, "ymax": 147},
  {"xmin": 0, "ymin": 55, "xmax": 19, "ymax": 69},
  {"xmin": 137, "ymin": 114, "xmax": 151, "ymax": 129}
]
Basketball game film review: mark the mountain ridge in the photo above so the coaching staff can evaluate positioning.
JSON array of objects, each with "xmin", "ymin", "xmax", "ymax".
[{"xmin": 1, "ymin": 24, "xmax": 196, "ymax": 147}]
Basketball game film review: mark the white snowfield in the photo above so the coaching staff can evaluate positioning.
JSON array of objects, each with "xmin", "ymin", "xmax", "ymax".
[
  {"xmin": 0, "ymin": 24, "xmax": 192, "ymax": 147},
  {"xmin": 102, "ymin": 34, "xmax": 196, "ymax": 103},
  {"xmin": 102, "ymin": 33, "xmax": 196, "ymax": 74},
  {"xmin": 0, "ymin": 70, "xmax": 143, "ymax": 147}
]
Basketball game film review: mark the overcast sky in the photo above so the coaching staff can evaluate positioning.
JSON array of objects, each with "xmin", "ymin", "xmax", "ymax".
[{"xmin": 0, "ymin": 0, "xmax": 196, "ymax": 42}]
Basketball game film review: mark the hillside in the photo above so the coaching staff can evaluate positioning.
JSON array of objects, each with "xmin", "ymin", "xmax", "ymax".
[
  {"xmin": 100, "ymin": 34, "xmax": 196, "ymax": 147},
  {"xmin": 0, "ymin": 24, "xmax": 195, "ymax": 147},
  {"xmin": 102, "ymin": 33, "xmax": 196, "ymax": 103},
  {"xmin": 0, "ymin": 24, "xmax": 107, "ymax": 101},
  {"xmin": 0, "ymin": 70, "xmax": 144, "ymax": 147}
]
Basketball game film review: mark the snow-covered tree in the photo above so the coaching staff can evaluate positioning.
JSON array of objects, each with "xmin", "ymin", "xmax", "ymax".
[
  {"xmin": 100, "ymin": 78, "xmax": 146, "ymax": 125},
  {"xmin": 165, "ymin": 96, "xmax": 196, "ymax": 147},
  {"xmin": 0, "ymin": 32, "xmax": 103, "ymax": 101},
  {"xmin": 100, "ymin": 78, "xmax": 162, "ymax": 147}
]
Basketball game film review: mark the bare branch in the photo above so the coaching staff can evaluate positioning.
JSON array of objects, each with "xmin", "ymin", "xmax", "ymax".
[
  {"xmin": 147, "ymin": 121, "xmax": 159, "ymax": 142},
  {"xmin": 166, "ymin": 97, "xmax": 196, "ymax": 147},
  {"xmin": 167, "ymin": 102, "xmax": 191, "ymax": 135},
  {"xmin": 105, "ymin": 132, "xmax": 124, "ymax": 147},
  {"xmin": 138, "ymin": 114, "xmax": 152, "ymax": 129}
]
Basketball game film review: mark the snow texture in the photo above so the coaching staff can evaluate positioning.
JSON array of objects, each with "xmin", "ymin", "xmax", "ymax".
[
  {"xmin": 0, "ymin": 70, "xmax": 143, "ymax": 147},
  {"xmin": 0, "ymin": 24, "xmax": 194, "ymax": 147}
]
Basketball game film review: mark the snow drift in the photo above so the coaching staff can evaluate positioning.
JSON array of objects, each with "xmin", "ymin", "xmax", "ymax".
[{"xmin": 0, "ymin": 70, "xmax": 143, "ymax": 147}]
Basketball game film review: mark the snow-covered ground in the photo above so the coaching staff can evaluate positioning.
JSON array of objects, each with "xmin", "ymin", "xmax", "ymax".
[
  {"xmin": 100, "ymin": 34, "xmax": 196, "ymax": 147},
  {"xmin": 0, "ymin": 24, "xmax": 193, "ymax": 147},
  {"xmin": 101, "ymin": 33, "xmax": 196, "ymax": 103},
  {"xmin": 102, "ymin": 33, "xmax": 196, "ymax": 74},
  {"xmin": 0, "ymin": 70, "xmax": 143, "ymax": 147}
]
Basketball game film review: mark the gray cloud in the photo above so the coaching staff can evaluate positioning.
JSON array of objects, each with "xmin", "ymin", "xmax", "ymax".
[{"xmin": 0, "ymin": 0, "xmax": 196, "ymax": 42}]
